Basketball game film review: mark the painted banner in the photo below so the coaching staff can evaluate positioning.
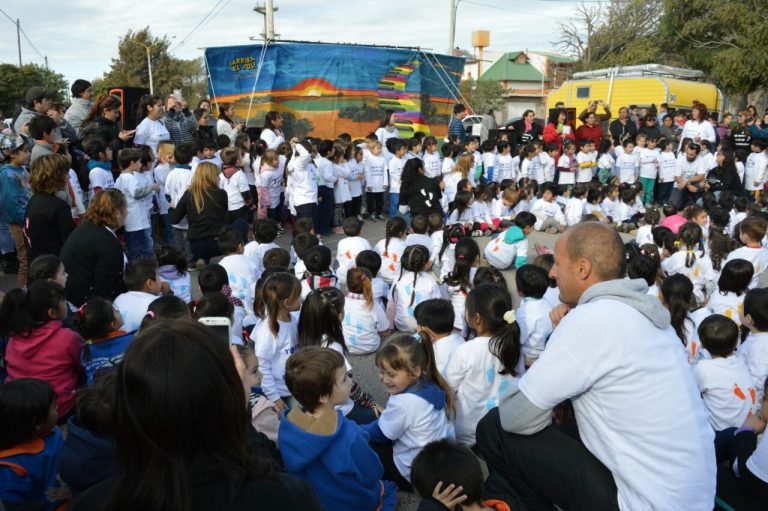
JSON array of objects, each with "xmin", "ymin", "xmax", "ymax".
[{"xmin": 204, "ymin": 42, "xmax": 465, "ymax": 140}]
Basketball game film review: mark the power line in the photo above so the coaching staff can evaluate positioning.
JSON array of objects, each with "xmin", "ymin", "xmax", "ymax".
[
  {"xmin": 460, "ymin": 0, "xmax": 552, "ymax": 17},
  {"xmin": 19, "ymin": 27, "xmax": 45, "ymax": 60},
  {"xmin": 171, "ymin": 0, "xmax": 230, "ymax": 53},
  {"xmin": 0, "ymin": 7, "xmax": 14, "ymax": 24}
]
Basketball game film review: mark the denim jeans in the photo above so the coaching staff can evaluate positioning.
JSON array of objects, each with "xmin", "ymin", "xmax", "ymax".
[
  {"xmin": 388, "ymin": 192, "xmax": 400, "ymax": 218},
  {"xmin": 125, "ymin": 228, "xmax": 154, "ymax": 260},
  {"xmin": 317, "ymin": 186, "xmax": 335, "ymax": 235},
  {"xmin": 158, "ymin": 214, "xmax": 176, "ymax": 246}
]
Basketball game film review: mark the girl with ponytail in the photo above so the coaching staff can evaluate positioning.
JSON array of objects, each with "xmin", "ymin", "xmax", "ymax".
[
  {"xmin": 445, "ymin": 283, "xmax": 524, "ymax": 446},
  {"xmin": 442, "ymin": 237, "xmax": 480, "ymax": 333},
  {"xmin": 374, "ymin": 217, "xmax": 407, "ymax": 284},
  {"xmin": 362, "ymin": 332, "xmax": 456, "ymax": 490},
  {"xmin": 661, "ymin": 222, "xmax": 715, "ymax": 304},
  {"xmin": 251, "ymin": 272, "xmax": 301, "ymax": 413},
  {"xmin": 343, "ymin": 267, "xmax": 391, "ymax": 354},
  {"xmin": 388, "ymin": 245, "xmax": 441, "ymax": 332},
  {"xmin": 660, "ymin": 274, "xmax": 711, "ymax": 362}
]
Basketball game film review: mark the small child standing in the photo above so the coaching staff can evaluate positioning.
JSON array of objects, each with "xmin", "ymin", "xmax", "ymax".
[
  {"xmin": 153, "ymin": 141, "xmax": 176, "ymax": 245},
  {"xmin": 0, "ymin": 378, "xmax": 66, "ymax": 510},
  {"xmin": 693, "ymin": 314, "xmax": 756, "ymax": 431},
  {"xmin": 217, "ymin": 226, "xmax": 258, "ymax": 310},
  {"xmin": 738, "ymin": 288, "xmax": 768, "ymax": 404},
  {"xmin": 388, "ymin": 245, "xmax": 442, "ymax": 331},
  {"xmin": 114, "ymin": 148, "xmax": 159, "ymax": 260},
  {"xmin": 414, "ymin": 299, "xmax": 464, "ymax": 378},
  {"xmin": 638, "ymin": 137, "xmax": 660, "ymax": 206},
  {"xmin": 726, "ymin": 216, "xmax": 768, "ymax": 288},
  {"xmin": 364, "ymin": 140, "xmax": 387, "ymax": 221},
  {"xmin": 0, "ymin": 133, "xmax": 32, "ymax": 287},
  {"xmin": 575, "ymin": 139, "xmax": 597, "ymax": 184},
  {"xmin": 539, "ymin": 143, "xmax": 558, "ymax": 184},
  {"xmin": 708, "ymin": 259, "xmax": 753, "ymax": 326},
  {"xmin": 258, "ymin": 149, "xmax": 282, "ymax": 222},
  {"xmin": 657, "ymin": 140, "xmax": 677, "ymax": 205},
  {"xmin": 335, "ymin": 217, "xmax": 372, "ymax": 288},
  {"xmin": 596, "ymin": 138, "xmax": 615, "ymax": 185},
  {"xmin": 484, "ymin": 211, "xmax": 536, "ymax": 270},
  {"xmin": 84, "ymin": 138, "xmax": 114, "ymax": 201},
  {"xmin": 494, "ymin": 141, "xmax": 514, "ymax": 183},
  {"xmin": 444, "ymin": 284, "xmax": 524, "ymax": 445},
  {"xmin": 387, "ymin": 140, "xmax": 407, "ymax": 218},
  {"xmin": 422, "ymin": 136, "xmax": 442, "ymax": 179},
  {"xmin": 113, "ymin": 258, "xmax": 162, "ymax": 332},
  {"xmin": 515, "ymin": 265, "xmax": 554, "ymax": 367},
  {"xmin": 1, "ymin": 282, "xmax": 84, "ymax": 417},
  {"xmin": 252, "ymin": 272, "xmax": 302, "ymax": 412},
  {"xmin": 300, "ymin": 245, "xmax": 339, "ymax": 301},
  {"xmin": 280, "ymin": 347, "xmax": 397, "ymax": 511},
  {"xmin": 616, "ymin": 139, "xmax": 638, "ymax": 184},
  {"xmin": 347, "ymin": 146, "xmax": 365, "ymax": 220},
  {"xmin": 555, "ymin": 140, "xmax": 577, "ymax": 188},
  {"xmin": 344, "ymin": 267, "xmax": 391, "ymax": 354},
  {"xmin": 362, "ymin": 334, "xmax": 455, "ymax": 490}
]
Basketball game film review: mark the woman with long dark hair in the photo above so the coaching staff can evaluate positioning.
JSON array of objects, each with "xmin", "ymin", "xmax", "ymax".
[
  {"xmin": 398, "ymin": 158, "xmax": 443, "ymax": 220},
  {"xmin": 79, "ymin": 96, "xmax": 134, "ymax": 160},
  {"xmin": 260, "ymin": 111, "xmax": 285, "ymax": 150},
  {"xmin": 217, "ymin": 103, "xmax": 244, "ymax": 145},
  {"xmin": 542, "ymin": 107, "xmax": 574, "ymax": 157},
  {"xmin": 704, "ymin": 147, "xmax": 744, "ymax": 197},
  {"xmin": 68, "ymin": 319, "xmax": 322, "ymax": 510},
  {"xmin": 509, "ymin": 109, "xmax": 543, "ymax": 150},
  {"xmin": 133, "ymin": 94, "xmax": 169, "ymax": 156}
]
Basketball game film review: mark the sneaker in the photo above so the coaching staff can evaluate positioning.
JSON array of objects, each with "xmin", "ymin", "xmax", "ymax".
[
  {"xmin": 369, "ymin": 216, "xmax": 378, "ymax": 223},
  {"xmin": 471, "ymin": 230, "xmax": 482, "ymax": 237},
  {"xmin": 377, "ymin": 214, "xmax": 386, "ymax": 221},
  {"xmin": 357, "ymin": 215, "xmax": 364, "ymax": 222}
]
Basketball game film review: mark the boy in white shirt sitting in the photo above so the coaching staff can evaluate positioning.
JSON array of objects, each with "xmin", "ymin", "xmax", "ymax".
[
  {"xmin": 738, "ymin": 288, "xmax": 768, "ymax": 404},
  {"xmin": 243, "ymin": 219, "xmax": 280, "ymax": 280},
  {"xmin": 405, "ymin": 214, "xmax": 432, "ymax": 249},
  {"xmin": 727, "ymin": 217, "xmax": 768, "ymax": 288},
  {"xmin": 515, "ymin": 264, "xmax": 553, "ymax": 367},
  {"xmin": 531, "ymin": 184, "xmax": 566, "ymax": 234},
  {"xmin": 414, "ymin": 299, "xmax": 465, "ymax": 378},
  {"xmin": 217, "ymin": 226, "xmax": 258, "ymax": 314},
  {"xmin": 693, "ymin": 314, "xmax": 756, "ymax": 431},
  {"xmin": 113, "ymin": 258, "xmax": 162, "ymax": 332},
  {"xmin": 335, "ymin": 217, "xmax": 372, "ymax": 287},
  {"xmin": 564, "ymin": 183, "xmax": 587, "ymax": 227}
]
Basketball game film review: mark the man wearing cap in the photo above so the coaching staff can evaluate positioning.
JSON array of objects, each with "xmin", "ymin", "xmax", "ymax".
[{"xmin": 13, "ymin": 86, "xmax": 60, "ymax": 141}]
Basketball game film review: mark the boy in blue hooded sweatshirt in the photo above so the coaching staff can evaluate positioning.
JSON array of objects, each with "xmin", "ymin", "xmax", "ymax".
[
  {"xmin": 484, "ymin": 211, "xmax": 536, "ymax": 270},
  {"xmin": 279, "ymin": 347, "xmax": 397, "ymax": 511}
]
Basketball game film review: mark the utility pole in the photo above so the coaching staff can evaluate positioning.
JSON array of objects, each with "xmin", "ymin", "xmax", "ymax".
[
  {"xmin": 253, "ymin": 1, "xmax": 279, "ymax": 41},
  {"xmin": 125, "ymin": 38, "xmax": 154, "ymax": 94},
  {"xmin": 16, "ymin": 18, "xmax": 22, "ymax": 66},
  {"xmin": 448, "ymin": 0, "xmax": 456, "ymax": 54},
  {"xmin": 44, "ymin": 56, "xmax": 48, "ymax": 69}
]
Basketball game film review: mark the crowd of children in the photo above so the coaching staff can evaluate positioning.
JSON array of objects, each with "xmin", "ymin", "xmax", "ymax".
[{"xmin": 2, "ymin": 103, "xmax": 768, "ymax": 510}]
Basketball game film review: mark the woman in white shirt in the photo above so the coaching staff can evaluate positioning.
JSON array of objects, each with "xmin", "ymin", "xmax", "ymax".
[
  {"xmin": 216, "ymin": 103, "xmax": 243, "ymax": 145},
  {"xmin": 133, "ymin": 94, "xmax": 170, "ymax": 157},
  {"xmin": 678, "ymin": 103, "xmax": 716, "ymax": 151},
  {"xmin": 259, "ymin": 111, "xmax": 285, "ymax": 150}
]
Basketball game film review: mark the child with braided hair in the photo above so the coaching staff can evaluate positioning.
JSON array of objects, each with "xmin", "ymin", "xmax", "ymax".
[
  {"xmin": 387, "ymin": 245, "xmax": 441, "ymax": 332},
  {"xmin": 661, "ymin": 222, "xmax": 716, "ymax": 304},
  {"xmin": 374, "ymin": 217, "xmax": 408, "ymax": 284},
  {"xmin": 343, "ymin": 267, "xmax": 391, "ymax": 354}
]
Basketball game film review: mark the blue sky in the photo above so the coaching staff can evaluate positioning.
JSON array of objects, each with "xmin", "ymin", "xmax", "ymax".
[{"xmin": 0, "ymin": 0, "xmax": 583, "ymax": 88}]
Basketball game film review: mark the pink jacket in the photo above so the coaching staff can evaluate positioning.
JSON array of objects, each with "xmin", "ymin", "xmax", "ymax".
[{"xmin": 6, "ymin": 321, "xmax": 84, "ymax": 416}]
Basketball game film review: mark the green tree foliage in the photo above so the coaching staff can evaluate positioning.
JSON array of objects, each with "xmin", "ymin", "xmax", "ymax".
[
  {"xmin": 0, "ymin": 63, "xmax": 67, "ymax": 116},
  {"xmin": 459, "ymin": 79, "xmax": 504, "ymax": 116},
  {"xmin": 97, "ymin": 27, "xmax": 208, "ymax": 105}
]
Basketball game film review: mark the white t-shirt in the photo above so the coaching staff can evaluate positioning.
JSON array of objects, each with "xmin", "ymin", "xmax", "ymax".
[
  {"xmin": 445, "ymin": 336, "xmax": 525, "ymax": 445},
  {"xmin": 243, "ymin": 241, "xmax": 280, "ymax": 280},
  {"xmin": 159, "ymin": 272, "xmax": 192, "ymax": 304},
  {"xmin": 661, "ymin": 249, "xmax": 715, "ymax": 303},
  {"xmin": 218, "ymin": 254, "xmax": 258, "ymax": 312},
  {"xmin": 575, "ymin": 151, "xmax": 596, "ymax": 183},
  {"xmin": 638, "ymin": 147, "xmax": 660, "ymax": 179},
  {"xmin": 674, "ymin": 155, "xmax": 706, "ymax": 189},
  {"xmin": 531, "ymin": 199, "xmax": 565, "ymax": 230},
  {"xmin": 322, "ymin": 339, "xmax": 354, "ymax": 416},
  {"xmin": 707, "ymin": 290, "xmax": 745, "ymax": 326},
  {"xmin": 342, "ymin": 294, "xmax": 390, "ymax": 354},
  {"xmin": 518, "ymin": 297, "xmax": 715, "ymax": 511},
  {"xmin": 88, "ymin": 166, "xmax": 115, "ymax": 202},
  {"xmin": 219, "ymin": 170, "xmax": 250, "ymax": 211},
  {"xmin": 388, "ymin": 271, "xmax": 441, "ymax": 331},
  {"xmin": 153, "ymin": 162, "xmax": 173, "ymax": 215},
  {"xmin": 744, "ymin": 151, "xmax": 768, "ymax": 191},
  {"xmin": 335, "ymin": 236, "xmax": 372, "ymax": 286},
  {"xmin": 538, "ymin": 152, "xmax": 555, "ymax": 182},
  {"xmin": 364, "ymin": 154, "xmax": 387, "ymax": 193},
  {"xmin": 165, "ymin": 166, "xmax": 193, "ymax": 229},
  {"xmin": 405, "ymin": 233, "xmax": 432, "ymax": 249},
  {"xmin": 259, "ymin": 128, "xmax": 285, "ymax": 150},
  {"xmin": 372, "ymin": 277, "xmax": 389, "ymax": 305},
  {"xmin": 485, "ymin": 229, "xmax": 528, "ymax": 270},
  {"xmin": 433, "ymin": 333, "xmax": 465, "ymax": 379},
  {"xmin": 374, "ymin": 237, "xmax": 407, "ymax": 284},
  {"xmin": 659, "ymin": 151, "xmax": 677, "ymax": 182},
  {"xmin": 635, "ymin": 224, "xmax": 653, "ymax": 246},
  {"xmin": 347, "ymin": 160, "xmax": 364, "ymax": 197},
  {"xmin": 114, "ymin": 172, "xmax": 152, "ymax": 232},
  {"xmin": 726, "ymin": 246, "xmax": 768, "ymax": 289},
  {"xmin": 556, "ymin": 154, "xmax": 574, "ymax": 185},
  {"xmin": 377, "ymin": 391, "xmax": 455, "ymax": 481},
  {"xmin": 259, "ymin": 166, "xmax": 282, "ymax": 209},
  {"xmin": 388, "ymin": 156, "xmax": 405, "ymax": 194},
  {"xmin": 615, "ymin": 153, "xmax": 638, "ymax": 183},
  {"xmin": 134, "ymin": 117, "xmax": 170, "ymax": 156},
  {"xmin": 494, "ymin": 153, "xmax": 514, "ymax": 182},
  {"xmin": 422, "ymin": 152, "xmax": 441, "ymax": 179},
  {"xmin": 746, "ymin": 431, "xmax": 768, "ymax": 484},
  {"xmin": 253, "ymin": 315, "xmax": 298, "ymax": 401},
  {"xmin": 601, "ymin": 197, "xmax": 620, "ymax": 222},
  {"xmin": 113, "ymin": 291, "xmax": 158, "ymax": 332},
  {"xmin": 288, "ymin": 144, "xmax": 318, "ymax": 207},
  {"xmin": 564, "ymin": 197, "xmax": 584, "ymax": 227},
  {"xmin": 738, "ymin": 332, "xmax": 768, "ymax": 404},
  {"xmin": 517, "ymin": 297, "xmax": 553, "ymax": 362},
  {"xmin": 693, "ymin": 355, "xmax": 756, "ymax": 430}
]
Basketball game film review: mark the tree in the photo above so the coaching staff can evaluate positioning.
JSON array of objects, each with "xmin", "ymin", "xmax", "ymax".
[
  {"xmin": 460, "ymin": 79, "xmax": 504, "ymax": 116},
  {"xmin": 553, "ymin": 2, "xmax": 602, "ymax": 67},
  {"xmin": 95, "ymin": 28, "xmax": 208, "ymax": 105},
  {"xmin": 0, "ymin": 63, "xmax": 67, "ymax": 116}
]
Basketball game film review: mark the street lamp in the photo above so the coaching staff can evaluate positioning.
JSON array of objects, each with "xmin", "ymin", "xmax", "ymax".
[{"xmin": 123, "ymin": 36, "xmax": 175, "ymax": 95}]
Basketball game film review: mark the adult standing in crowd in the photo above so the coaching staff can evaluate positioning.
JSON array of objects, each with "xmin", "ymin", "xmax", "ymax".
[
  {"xmin": 729, "ymin": 111, "xmax": 752, "ymax": 153},
  {"xmin": 578, "ymin": 99, "xmax": 611, "ymax": 126},
  {"xmin": 678, "ymin": 103, "xmax": 716, "ymax": 149},
  {"xmin": 217, "ymin": 103, "xmax": 244, "ymax": 145},
  {"xmin": 542, "ymin": 108, "xmax": 574, "ymax": 156},
  {"xmin": 575, "ymin": 111, "xmax": 603, "ymax": 149},
  {"xmin": 195, "ymin": 108, "xmax": 217, "ymax": 149},
  {"xmin": 448, "ymin": 104, "xmax": 468, "ymax": 146},
  {"xmin": 479, "ymin": 109, "xmax": 497, "ymax": 143},
  {"xmin": 12, "ymin": 86, "xmax": 58, "ymax": 137},
  {"xmin": 23, "ymin": 154, "xmax": 76, "ymax": 263},
  {"xmin": 637, "ymin": 114, "xmax": 661, "ymax": 140},
  {"xmin": 168, "ymin": 162, "xmax": 228, "ymax": 264},
  {"xmin": 476, "ymin": 222, "xmax": 715, "ymax": 511},
  {"xmin": 60, "ymin": 189, "xmax": 128, "ymax": 307},
  {"xmin": 163, "ymin": 94, "xmax": 195, "ymax": 145},
  {"xmin": 63, "ymin": 79, "xmax": 93, "ymax": 138},
  {"xmin": 609, "ymin": 106, "xmax": 637, "ymax": 145},
  {"xmin": 260, "ymin": 111, "xmax": 286, "ymax": 150},
  {"xmin": 133, "ymin": 94, "xmax": 170, "ymax": 157},
  {"xmin": 509, "ymin": 109, "xmax": 543, "ymax": 151},
  {"xmin": 69, "ymin": 319, "xmax": 322, "ymax": 511},
  {"xmin": 79, "ymin": 96, "xmax": 134, "ymax": 165}
]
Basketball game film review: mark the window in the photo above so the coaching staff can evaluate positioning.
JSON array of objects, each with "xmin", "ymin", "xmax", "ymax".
[{"xmin": 576, "ymin": 86, "xmax": 591, "ymax": 99}]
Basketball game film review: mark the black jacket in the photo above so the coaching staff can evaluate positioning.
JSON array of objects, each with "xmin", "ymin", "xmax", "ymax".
[
  {"xmin": 23, "ymin": 193, "xmax": 76, "ymax": 262},
  {"xmin": 609, "ymin": 119, "xmax": 638, "ymax": 144},
  {"xmin": 60, "ymin": 220, "xmax": 126, "ymax": 307},
  {"xmin": 509, "ymin": 119, "xmax": 543, "ymax": 150},
  {"xmin": 707, "ymin": 166, "xmax": 744, "ymax": 196},
  {"xmin": 401, "ymin": 175, "xmax": 443, "ymax": 217},
  {"xmin": 169, "ymin": 188, "xmax": 229, "ymax": 241},
  {"xmin": 80, "ymin": 117, "xmax": 126, "ymax": 167}
]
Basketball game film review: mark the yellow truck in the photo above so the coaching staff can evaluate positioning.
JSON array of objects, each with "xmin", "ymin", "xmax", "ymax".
[{"xmin": 548, "ymin": 64, "xmax": 724, "ymax": 124}]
